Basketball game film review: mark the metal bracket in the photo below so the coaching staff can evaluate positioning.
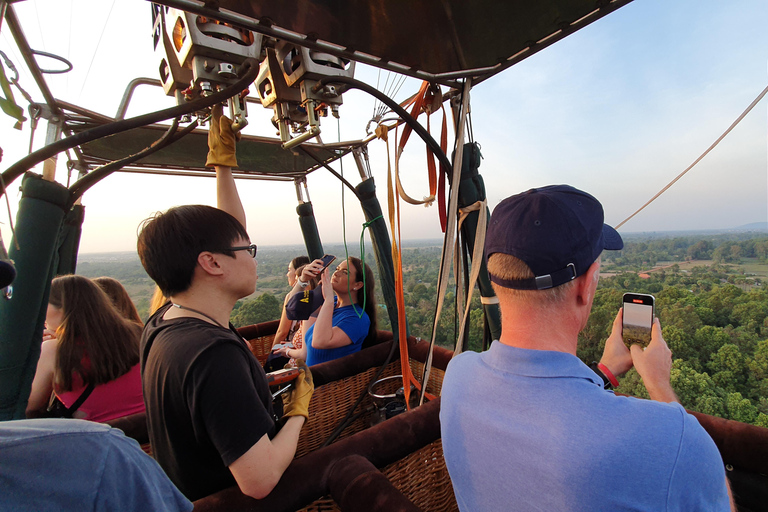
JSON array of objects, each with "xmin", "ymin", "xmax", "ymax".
[
  {"xmin": 352, "ymin": 145, "xmax": 372, "ymax": 181},
  {"xmin": 295, "ymin": 177, "xmax": 311, "ymax": 204},
  {"xmin": 282, "ymin": 99, "xmax": 321, "ymax": 149}
]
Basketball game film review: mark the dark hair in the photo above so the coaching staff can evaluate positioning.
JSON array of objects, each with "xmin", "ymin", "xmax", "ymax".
[
  {"xmin": 290, "ymin": 256, "xmax": 310, "ymax": 270},
  {"xmin": 49, "ymin": 275, "xmax": 141, "ymax": 391},
  {"xmin": 137, "ymin": 205, "xmax": 249, "ymax": 296},
  {"xmin": 348, "ymin": 256, "xmax": 377, "ymax": 345},
  {"xmin": 92, "ymin": 277, "xmax": 143, "ymax": 326}
]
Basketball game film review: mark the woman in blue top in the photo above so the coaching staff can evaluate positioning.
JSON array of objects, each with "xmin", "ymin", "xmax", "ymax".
[{"xmin": 286, "ymin": 256, "xmax": 377, "ymax": 366}]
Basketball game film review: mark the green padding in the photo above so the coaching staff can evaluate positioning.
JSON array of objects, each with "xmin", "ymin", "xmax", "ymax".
[
  {"xmin": 0, "ymin": 173, "xmax": 70, "ymax": 420},
  {"xmin": 57, "ymin": 204, "xmax": 85, "ymax": 276},
  {"xmin": 457, "ymin": 143, "xmax": 501, "ymax": 342},
  {"xmin": 356, "ymin": 178, "xmax": 403, "ymax": 337},
  {"xmin": 296, "ymin": 202, "xmax": 324, "ymax": 261}
]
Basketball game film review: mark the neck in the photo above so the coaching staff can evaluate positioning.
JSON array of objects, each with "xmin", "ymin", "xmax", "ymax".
[
  {"xmin": 335, "ymin": 289, "xmax": 357, "ymax": 308},
  {"xmin": 497, "ymin": 300, "xmax": 581, "ymax": 355},
  {"xmin": 166, "ymin": 285, "xmax": 234, "ymax": 328}
]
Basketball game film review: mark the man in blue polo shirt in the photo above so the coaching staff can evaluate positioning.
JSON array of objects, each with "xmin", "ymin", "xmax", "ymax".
[{"xmin": 440, "ymin": 185, "xmax": 733, "ymax": 511}]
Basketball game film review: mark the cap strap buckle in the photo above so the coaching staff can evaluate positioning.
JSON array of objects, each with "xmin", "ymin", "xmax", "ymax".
[{"xmin": 489, "ymin": 263, "xmax": 577, "ymax": 290}]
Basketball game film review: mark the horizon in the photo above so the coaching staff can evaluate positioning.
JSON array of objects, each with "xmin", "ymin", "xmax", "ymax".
[
  {"xmin": 1, "ymin": 0, "xmax": 767, "ymax": 254},
  {"xmin": 76, "ymin": 225, "xmax": 768, "ymax": 258}
]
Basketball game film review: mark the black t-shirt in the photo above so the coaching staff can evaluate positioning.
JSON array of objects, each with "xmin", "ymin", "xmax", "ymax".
[{"xmin": 140, "ymin": 304, "xmax": 276, "ymax": 501}]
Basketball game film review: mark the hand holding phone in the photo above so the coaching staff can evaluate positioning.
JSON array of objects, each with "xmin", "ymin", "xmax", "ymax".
[
  {"xmin": 622, "ymin": 293, "xmax": 655, "ymax": 348},
  {"xmin": 299, "ymin": 255, "xmax": 336, "ymax": 283},
  {"xmin": 272, "ymin": 341, "xmax": 295, "ymax": 354},
  {"xmin": 318, "ymin": 254, "xmax": 336, "ymax": 273}
]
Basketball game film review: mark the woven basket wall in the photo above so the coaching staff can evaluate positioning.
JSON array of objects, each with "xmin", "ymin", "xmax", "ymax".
[
  {"xmin": 381, "ymin": 439, "xmax": 457, "ymax": 512},
  {"xmin": 298, "ymin": 440, "xmax": 457, "ymax": 512},
  {"xmin": 246, "ymin": 334, "xmax": 276, "ymax": 366},
  {"xmin": 295, "ymin": 360, "xmax": 400, "ymax": 457}
]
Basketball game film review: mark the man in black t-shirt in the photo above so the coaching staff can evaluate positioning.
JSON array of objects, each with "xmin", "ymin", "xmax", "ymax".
[{"xmin": 137, "ymin": 106, "xmax": 313, "ymax": 501}]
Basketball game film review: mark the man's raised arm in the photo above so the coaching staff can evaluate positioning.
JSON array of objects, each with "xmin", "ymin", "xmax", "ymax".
[{"xmin": 206, "ymin": 104, "xmax": 246, "ymax": 228}]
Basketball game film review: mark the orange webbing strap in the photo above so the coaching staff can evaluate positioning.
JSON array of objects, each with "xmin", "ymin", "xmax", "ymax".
[
  {"xmin": 397, "ymin": 81, "xmax": 429, "ymax": 154},
  {"xmin": 437, "ymin": 104, "xmax": 448, "ymax": 231},
  {"xmin": 394, "ymin": 81, "xmax": 451, "ymax": 214},
  {"xmin": 377, "ymin": 124, "xmax": 435, "ymax": 409}
]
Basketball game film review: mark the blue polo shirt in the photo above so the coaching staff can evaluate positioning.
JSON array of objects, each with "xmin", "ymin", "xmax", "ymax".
[
  {"xmin": 440, "ymin": 341, "xmax": 730, "ymax": 512},
  {"xmin": 304, "ymin": 305, "xmax": 370, "ymax": 366}
]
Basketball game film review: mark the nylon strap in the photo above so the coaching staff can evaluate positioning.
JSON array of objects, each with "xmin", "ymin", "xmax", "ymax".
[
  {"xmin": 420, "ymin": 79, "xmax": 472, "ymax": 405},
  {"xmin": 453, "ymin": 200, "xmax": 488, "ymax": 355},
  {"xmin": 379, "ymin": 124, "xmax": 432, "ymax": 408},
  {"xmin": 393, "ymin": 81, "xmax": 442, "ymax": 207}
]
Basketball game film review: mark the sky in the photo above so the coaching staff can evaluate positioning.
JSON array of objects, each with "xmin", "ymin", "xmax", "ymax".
[{"xmin": 0, "ymin": 0, "xmax": 766, "ymax": 254}]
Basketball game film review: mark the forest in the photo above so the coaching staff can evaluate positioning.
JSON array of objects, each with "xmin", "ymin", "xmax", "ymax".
[{"xmin": 77, "ymin": 232, "xmax": 768, "ymax": 427}]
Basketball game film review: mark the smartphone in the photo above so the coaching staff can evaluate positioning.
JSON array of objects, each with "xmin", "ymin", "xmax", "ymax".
[
  {"xmin": 318, "ymin": 254, "xmax": 336, "ymax": 273},
  {"xmin": 622, "ymin": 293, "xmax": 655, "ymax": 348},
  {"xmin": 271, "ymin": 341, "xmax": 295, "ymax": 352}
]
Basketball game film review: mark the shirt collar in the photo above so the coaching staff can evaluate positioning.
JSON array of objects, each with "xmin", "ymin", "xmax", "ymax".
[{"xmin": 482, "ymin": 341, "xmax": 603, "ymax": 388}]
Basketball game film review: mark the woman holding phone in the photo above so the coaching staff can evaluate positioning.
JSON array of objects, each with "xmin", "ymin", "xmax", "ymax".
[{"xmin": 283, "ymin": 256, "xmax": 377, "ymax": 366}]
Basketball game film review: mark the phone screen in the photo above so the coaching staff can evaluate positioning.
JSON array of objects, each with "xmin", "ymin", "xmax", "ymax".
[
  {"xmin": 319, "ymin": 254, "xmax": 336, "ymax": 271},
  {"xmin": 622, "ymin": 293, "xmax": 654, "ymax": 347}
]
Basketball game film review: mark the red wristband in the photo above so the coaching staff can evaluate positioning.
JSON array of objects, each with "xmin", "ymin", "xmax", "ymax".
[{"xmin": 597, "ymin": 363, "xmax": 619, "ymax": 388}]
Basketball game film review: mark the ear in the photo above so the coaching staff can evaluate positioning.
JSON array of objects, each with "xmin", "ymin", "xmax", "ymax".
[
  {"xmin": 197, "ymin": 251, "xmax": 225, "ymax": 277},
  {"xmin": 575, "ymin": 260, "xmax": 600, "ymax": 306}
]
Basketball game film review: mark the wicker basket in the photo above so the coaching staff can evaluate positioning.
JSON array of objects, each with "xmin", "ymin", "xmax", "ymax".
[
  {"xmin": 297, "ymin": 439, "xmax": 456, "ymax": 512},
  {"xmin": 246, "ymin": 333, "xmax": 276, "ymax": 366},
  {"xmin": 296, "ymin": 361, "xmax": 400, "ymax": 457},
  {"xmin": 295, "ymin": 357, "xmax": 451, "ymax": 512},
  {"xmin": 382, "ymin": 439, "xmax": 457, "ymax": 512}
]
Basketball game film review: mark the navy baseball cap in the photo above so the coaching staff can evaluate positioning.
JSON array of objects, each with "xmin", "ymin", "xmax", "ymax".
[
  {"xmin": 285, "ymin": 287, "xmax": 324, "ymax": 320},
  {"xmin": 485, "ymin": 185, "xmax": 623, "ymax": 290}
]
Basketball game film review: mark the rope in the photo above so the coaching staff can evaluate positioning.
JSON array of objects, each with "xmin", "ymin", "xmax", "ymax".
[
  {"xmin": 77, "ymin": 0, "xmax": 116, "ymax": 102},
  {"xmin": 616, "ymin": 84, "xmax": 768, "ymax": 230},
  {"xmin": 354, "ymin": 215, "xmax": 382, "ymax": 319}
]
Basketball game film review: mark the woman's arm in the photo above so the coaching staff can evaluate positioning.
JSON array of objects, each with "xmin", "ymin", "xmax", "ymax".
[
  {"xmin": 309, "ymin": 270, "xmax": 354, "ymax": 350},
  {"xmin": 273, "ymin": 306, "xmax": 292, "ymax": 344},
  {"xmin": 26, "ymin": 338, "xmax": 58, "ymax": 415},
  {"xmin": 286, "ymin": 341, "xmax": 307, "ymax": 361}
]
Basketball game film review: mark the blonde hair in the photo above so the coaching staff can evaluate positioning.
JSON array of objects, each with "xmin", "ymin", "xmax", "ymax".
[
  {"xmin": 149, "ymin": 285, "xmax": 169, "ymax": 316},
  {"xmin": 487, "ymin": 253, "xmax": 578, "ymax": 306}
]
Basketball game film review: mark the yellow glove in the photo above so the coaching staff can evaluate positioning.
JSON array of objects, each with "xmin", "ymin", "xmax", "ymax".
[
  {"xmin": 281, "ymin": 359, "xmax": 314, "ymax": 419},
  {"xmin": 205, "ymin": 104, "xmax": 238, "ymax": 168}
]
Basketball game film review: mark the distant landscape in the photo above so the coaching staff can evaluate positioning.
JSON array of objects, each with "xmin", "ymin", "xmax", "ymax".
[{"xmin": 77, "ymin": 230, "xmax": 768, "ymax": 427}]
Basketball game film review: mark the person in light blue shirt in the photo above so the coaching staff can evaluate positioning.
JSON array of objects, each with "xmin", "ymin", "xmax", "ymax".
[
  {"xmin": 440, "ymin": 185, "xmax": 733, "ymax": 511},
  {"xmin": 0, "ymin": 418, "xmax": 192, "ymax": 512}
]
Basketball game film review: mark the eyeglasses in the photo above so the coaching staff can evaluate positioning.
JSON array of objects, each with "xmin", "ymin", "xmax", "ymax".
[{"xmin": 229, "ymin": 243, "xmax": 258, "ymax": 258}]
